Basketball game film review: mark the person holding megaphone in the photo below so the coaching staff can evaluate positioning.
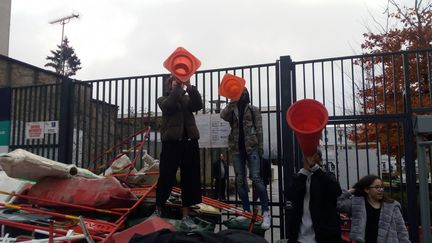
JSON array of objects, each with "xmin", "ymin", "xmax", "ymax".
[
  {"xmin": 153, "ymin": 48, "xmax": 203, "ymax": 230},
  {"xmin": 284, "ymin": 149, "xmax": 342, "ymax": 243},
  {"xmin": 219, "ymin": 74, "xmax": 271, "ymax": 230},
  {"xmin": 283, "ymin": 99, "xmax": 342, "ymax": 243},
  {"xmin": 153, "ymin": 75, "xmax": 203, "ymax": 230}
]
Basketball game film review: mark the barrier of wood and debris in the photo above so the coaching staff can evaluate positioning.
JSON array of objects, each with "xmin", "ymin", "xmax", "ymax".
[{"xmin": 0, "ymin": 127, "xmax": 265, "ymax": 242}]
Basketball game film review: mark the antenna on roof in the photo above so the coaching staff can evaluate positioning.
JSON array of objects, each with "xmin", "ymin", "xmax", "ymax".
[{"xmin": 49, "ymin": 13, "xmax": 79, "ymax": 45}]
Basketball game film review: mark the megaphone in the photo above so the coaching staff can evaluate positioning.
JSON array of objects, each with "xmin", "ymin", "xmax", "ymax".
[
  {"xmin": 163, "ymin": 47, "xmax": 201, "ymax": 82},
  {"xmin": 286, "ymin": 99, "xmax": 328, "ymax": 156},
  {"xmin": 218, "ymin": 74, "xmax": 246, "ymax": 101}
]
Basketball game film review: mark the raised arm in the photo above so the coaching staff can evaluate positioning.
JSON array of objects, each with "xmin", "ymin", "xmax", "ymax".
[
  {"xmin": 220, "ymin": 101, "xmax": 236, "ymax": 123},
  {"xmin": 157, "ymin": 85, "xmax": 183, "ymax": 115},
  {"xmin": 186, "ymin": 85, "xmax": 203, "ymax": 112}
]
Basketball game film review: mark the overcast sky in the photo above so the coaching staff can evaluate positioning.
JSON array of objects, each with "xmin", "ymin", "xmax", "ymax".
[{"xmin": 8, "ymin": 0, "xmax": 411, "ymax": 80}]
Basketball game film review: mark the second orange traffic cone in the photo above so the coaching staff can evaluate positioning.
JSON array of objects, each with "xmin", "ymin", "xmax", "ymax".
[{"xmin": 218, "ymin": 74, "xmax": 246, "ymax": 101}]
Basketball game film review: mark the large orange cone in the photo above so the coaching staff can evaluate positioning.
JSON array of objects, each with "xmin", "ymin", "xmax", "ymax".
[
  {"xmin": 163, "ymin": 47, "xmax": 201, "ymax": 82},
  {"xmin": 218, "ymin": 74, "xmax": 246, "ymax": 101},
  {"xmin": 286, "ymin": 99, "xmax": 328, "ymax": 156}
]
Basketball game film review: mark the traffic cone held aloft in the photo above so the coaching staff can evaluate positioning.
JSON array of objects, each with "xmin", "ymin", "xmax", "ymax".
[
  {"xmin": 163, "ymin": 47, "xmax": 201, "ymax": 82},
  {"xmin": 286, "ymin": 99, "xmax": 328, "ymax": 156},
  {"xmin": 218, "ymin": 74, "xmax": 246, "ymax": 101}
]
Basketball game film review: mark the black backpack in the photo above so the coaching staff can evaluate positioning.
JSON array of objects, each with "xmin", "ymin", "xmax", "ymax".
[
  {"xmin": 129, "ymin": 229, "xmax": 268, "ymax": 243},
  {"xmin": 129, "ymin": 229, "xmax": 221, "ymax": 243},
  {"xmin": 217, "ymin": 229, "xmax": 268, "ymax": 243}
]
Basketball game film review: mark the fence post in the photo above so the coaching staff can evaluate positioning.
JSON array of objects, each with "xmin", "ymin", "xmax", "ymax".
[
  {"xmin": 58, "ymin": 78, "xmax": 74, "ymax": 164},
  {"xmin": 402, "ymin": 52, "xmax": 420, "ymax": 243},
  {"xmin": 279, "ymin": 55, "xmax": 296, "ymax": 239}
]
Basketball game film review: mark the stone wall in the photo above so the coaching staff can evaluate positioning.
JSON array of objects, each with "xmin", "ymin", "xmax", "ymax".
[
  {"xmin": 0, "ymin": 55, "xmax": 60, "ymax": 87},
  {"xmin": 73, "ymin": 85, "xmax": 119, "ymax": 169}
]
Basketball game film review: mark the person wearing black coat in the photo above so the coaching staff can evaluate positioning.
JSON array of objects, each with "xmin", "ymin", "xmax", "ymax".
[
  {"xmin": 285, "ymin": 149, "xmax": 342, "ymax": 243},
  {"xmin": 153, "ymin": 75, "xmax": 203, "ymax": 230},
  {"xmin": 212, "ymin": 153, "xmax": 228, "ymax": 200}
]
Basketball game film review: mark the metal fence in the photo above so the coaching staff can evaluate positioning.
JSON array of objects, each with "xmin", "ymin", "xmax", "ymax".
[
  {"xmin": 9, "ymin": 83, "xmax": 61, "ymax": 158},
  {"xmin": 6, "ymin": 48, "xmax": 432, "ymax": 242},
  {"xmin": 281, "ymin": 49, "xmax": 432, "ymax": 243},
  {"xmin": 75, "ymin": 64, "xmax": 284, "ymax": 242}
]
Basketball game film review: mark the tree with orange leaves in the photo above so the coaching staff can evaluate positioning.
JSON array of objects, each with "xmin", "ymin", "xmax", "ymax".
[{"xmin": 350, "ymin": 1, "xmax": 432, "ymax": 162}]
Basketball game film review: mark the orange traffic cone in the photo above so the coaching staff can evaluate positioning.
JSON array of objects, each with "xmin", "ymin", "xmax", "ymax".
[
  {"xmin": 163, "ymin": 47, "xmax": 201, "ymax": 82},
  {"xmin": 286, "ymin": 99, "xmax": 328, "ymax": 156},
  {"xmin": 218, "ymin": 74, "xmax": 246, "ymax": 101}
]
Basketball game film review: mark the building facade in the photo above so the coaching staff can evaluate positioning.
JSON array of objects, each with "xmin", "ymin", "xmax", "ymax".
[{"xmin": 0, "ymin": 0, "xmax": 11, "ymax": 56}]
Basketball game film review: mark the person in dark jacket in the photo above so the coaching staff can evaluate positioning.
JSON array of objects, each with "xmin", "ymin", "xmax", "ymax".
[
  {"xmin": 285, "ymin": 149, "xmax": 342, "ymax": 243},
  {"xmin": 212, "ymin": 153, "xmax": 227, "ymax": 200},
  {"xmin": 153, "ymin": 75, "xmax": 203, "ymax": 230}
]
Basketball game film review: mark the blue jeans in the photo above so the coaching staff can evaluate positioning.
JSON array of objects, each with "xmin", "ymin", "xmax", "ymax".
[{"xmin": 233, "ymin": 150, "xmax": 269, "ymax": 212}]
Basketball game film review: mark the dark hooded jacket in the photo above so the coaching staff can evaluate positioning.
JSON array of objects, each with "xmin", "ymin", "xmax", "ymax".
[
  {"xmin": 157, "ymin": 85, "xmax": 202, "ymax": 142},
  {"xmin": 285, "ymin": 166, "xmax": 342, "ymax": 243}
]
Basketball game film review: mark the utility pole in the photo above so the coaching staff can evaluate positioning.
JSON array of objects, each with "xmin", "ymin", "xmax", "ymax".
[{"xmin": 49, "ymin": 13, "xmax": 79, "ymax": 46}]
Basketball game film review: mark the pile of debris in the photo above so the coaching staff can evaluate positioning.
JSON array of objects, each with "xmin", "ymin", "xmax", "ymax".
[
  {"xmin": 0, "ymin": 148, "xmax": 165, "ymax": 242},
  {"xmin": 0, "ymin": 130, "xmax": 267, "ymax": 242}
]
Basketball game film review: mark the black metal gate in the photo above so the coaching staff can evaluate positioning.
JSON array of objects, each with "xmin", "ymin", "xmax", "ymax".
[
  {"xmin": 281, "ymin": 50, "xmax": 432, "ymax": 243},
  {"xmin": 9, "ymin": 83, "xmax": 62, "ymax": 159},
  {"xmin": 7, "ymin": 49, "xmax": 432, "ymax": 242},
  {"xmin": 73, "ymin": 65, "xmax": 285, "ymax": 242}
]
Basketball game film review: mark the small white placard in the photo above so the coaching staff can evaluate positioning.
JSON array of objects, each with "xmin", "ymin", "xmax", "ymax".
[{"xmin": 44, "ymin": 121, "xmax": 59, "ymax": 134}]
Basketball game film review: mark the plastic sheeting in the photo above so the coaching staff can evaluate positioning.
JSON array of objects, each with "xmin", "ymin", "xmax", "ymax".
[
  {"xmin": 0, "ymin": 149, "xmax": 100, "ymax": 181},
  {"xmin": 27, "ymin": 176, "xmax": 137, "ymax": 208}
]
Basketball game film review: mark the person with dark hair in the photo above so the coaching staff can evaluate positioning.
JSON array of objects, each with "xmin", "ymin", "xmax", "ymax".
[
  {"xmin": 220, "ymin": 87, "xmax": 271, "ymax": 229},
  {"xmin": 153, "ymin": 75, "xmax": 203, "ymax": 230},
  {"xmin": 337, "ymin": 175, "xmax": 410, "ymax": 243},
  {"xmin": 212, "ymin": 153, "xmax": 227, "ymax": 200},
  {"xmin": 285, "ymin": 149, "xmax": 342, "ymax": 243}
]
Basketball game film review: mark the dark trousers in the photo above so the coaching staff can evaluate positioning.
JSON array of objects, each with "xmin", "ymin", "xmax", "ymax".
[
  {"xmin": 156, "ymin": 139, "xmax": 202, "ymax": 207},
  {"xmin": 214, "ymin": 178, "xmax": 226, "ymax": 200}
]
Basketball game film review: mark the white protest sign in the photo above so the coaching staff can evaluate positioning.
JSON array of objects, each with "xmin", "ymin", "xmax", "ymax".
[{"xmin": 196, "ymin": 114, "xmax": 231, "ymax": 148}]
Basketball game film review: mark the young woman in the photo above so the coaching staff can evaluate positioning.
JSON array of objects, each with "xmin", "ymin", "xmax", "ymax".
[
  {"xmin": 337, "ymin": 175, "xmax": 410, "ymax": 243},
  {"xmin": 153, "ymin": 75, "xmax": 203, "ymax": 230}
]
